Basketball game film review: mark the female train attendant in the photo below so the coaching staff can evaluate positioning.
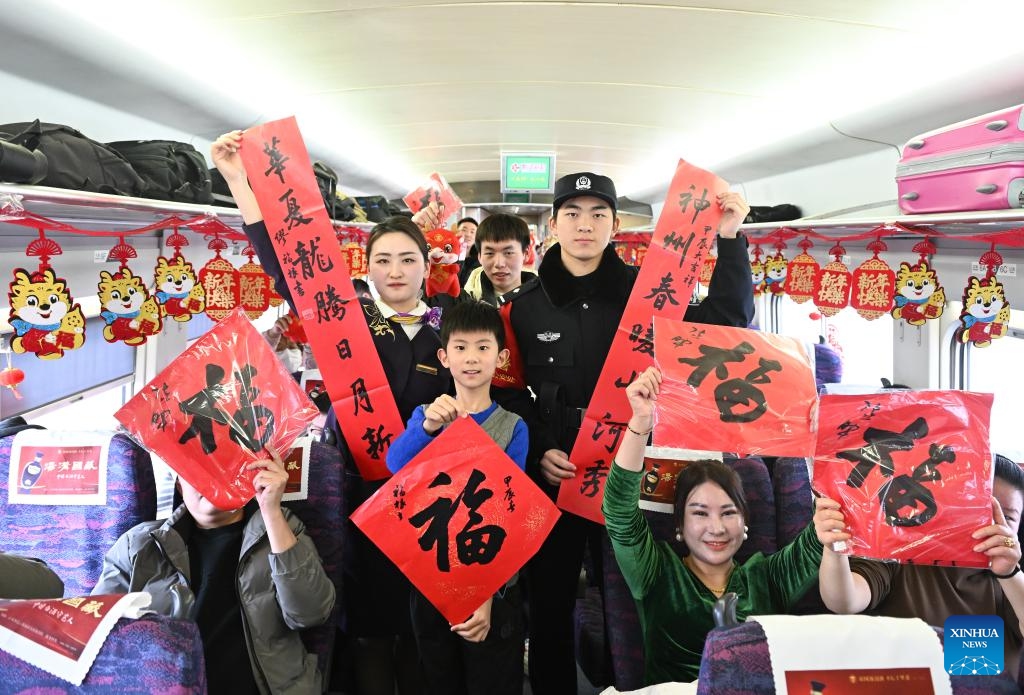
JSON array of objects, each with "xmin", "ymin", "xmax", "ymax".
[
  {"xmin": 212, "ymin": 131, "xmax": 451, "ymax": 695},
  {"xmin": 602, "ymin": 367, "xmax": 853, "ymax": 685}
]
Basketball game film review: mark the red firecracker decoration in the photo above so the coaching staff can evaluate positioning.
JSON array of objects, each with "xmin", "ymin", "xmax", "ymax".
[
  {"xmin": 699, "ymin": 247, "xmax": 717, "ymax": 287},
  {"xmin": 764, "ymin": 241, "xmax": 788, "ymax": 296},
  {"xmin": 750, "ymin": 244, "xmax": 766, "ymax": 297},
  {"xmin": 958, "ymin": 244, "xmax": 1011, "ymax": 348},
  {"xmin": 891, "ymin": 238, "xmax": 945, "ymax": 326},
  {"xmin": 97, "ymin": 237, "xmax": 163, "ymax": 346},
  {"xmin": 784, "ymin": 237, "xmax": 819, "ymax": 304},
  {"xmin": 238, "ymin": 244, "xmax": 273, "ymax": 320},
  {"xmin": 851, "ymin": 238, "xmax": 896, "ymax": 320},
  {"xmin": 200, "ymin": 235, "xmax": 240, "ymax": 322},
  {"xmin": 154, "ymin": 229, "xmax": 205, "ymax": 322},
  {"xmin": 8, "ymin": 230, "xmax": 86, "ymax": 360},
  {"xmin": 815, "ymin": 243, "xmax": 852, "ymax": 317}
]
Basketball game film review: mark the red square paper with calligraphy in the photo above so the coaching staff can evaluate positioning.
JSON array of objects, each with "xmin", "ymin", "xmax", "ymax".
[
  {"xmin": 653, "ymin": 318, "xmax": 817, "ymax": 457},
  {"xmin": 351, "ymin": 417, "xmax": 559, "ymax": 624},
  {"xmin": 115, "ymin": 306, "xmax": 318, "ymax": 510},
  {"xmin": 403, "ymin": 172, "xmax": 463, "ymax": 216},
  {"xmin": 814, "ymin": 391, "xmax": 993, "ymax": 566}
]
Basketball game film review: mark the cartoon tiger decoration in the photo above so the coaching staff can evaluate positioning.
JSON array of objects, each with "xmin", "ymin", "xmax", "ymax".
[
  {"xmin": 154, "ymin": 255, "xmax": 205, "ymax": 321},
  {"xmin": 751, "ymin": 259, "xmax": 766, "ymax": 296},
  {"xmin": 764, "ymin": 254, "xmax": 788, "ymax": 295},
  {"xmin": 959, "ymin": 275, "xmax": 1011, "ymax": 348},
  {"xmin": 8, "ymin": 268, "xmax": 86, "ymax": 360},
  {"xmin": 891, "ymin": 261, "xmax": 945, "ymax": 326},
  {"xmin": 97, "ymin": 268, "xmax": 163, "ymax": 345}
]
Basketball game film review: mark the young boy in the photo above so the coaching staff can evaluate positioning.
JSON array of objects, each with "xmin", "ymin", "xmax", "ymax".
[
  {"xmin": 93, "ymin": 453, "xmax": 335, "ymax": 695},
  {"xmin": 386, "ymin": 300, "xmax": 528, "ymax": 695}
]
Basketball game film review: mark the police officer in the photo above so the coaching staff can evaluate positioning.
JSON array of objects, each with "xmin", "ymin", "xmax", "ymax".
[{"xmin": 497, "ymin": 171, "xmax": 753, "ymax": 694}]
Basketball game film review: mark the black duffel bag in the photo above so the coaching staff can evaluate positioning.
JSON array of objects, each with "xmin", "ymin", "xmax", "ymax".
[
  {"xmin": 0, "ymin": 120, "xmax": 145, "ymax": 196},
  {"xmin": 108, "ymin": 140, "xmax": 213, "ymax": 204},
  {"xmin": 744, "ymin": 203, "xmax": 803, "ymax": 224},
  {"xmin": 0, "ymin": 137, "xmax": 47, "ymax": 184},
  {"xmin": 313, "ymin": 161, "xmax": 338, "ymax": 219}
]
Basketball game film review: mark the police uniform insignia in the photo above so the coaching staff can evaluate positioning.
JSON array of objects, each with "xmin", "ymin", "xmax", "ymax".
[
  {"xmin": 575, "ymin": 176, "xmax": 591, "ymax": 191},
  {"xmin": 537, "ymin": 331, "xmax": 561, "ymax": 342}
]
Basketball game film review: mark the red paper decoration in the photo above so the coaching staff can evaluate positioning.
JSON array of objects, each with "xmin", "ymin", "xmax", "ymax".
[
  {"xmin": 200, "ymin": 236, "xmax": 240, "ymax": 322},
  {"xmin": 764, "ymin": 241, "xmax": 788, "ymax": 296},
  {"xmin": 699, "ymin": 248, "xmax": 717, "ymax": 287},
  {"xmin": 97, "ymin": 237, "xmax": 162, "ymax": 346},
  {"xmin": 342, "ymin": 242, "xmax": 368, "ymax": 278},
  {"xmin": 784, "ymin": 237, "xmax": 819, "ymax": 304},
  {"xmin": 8, "ymin": 230, "xmax": 85, "ymax": 360},
  {"xmin": 958, "ymin": 245, "xmax": 1011, "ymax": 348},
  {"xmin": 815, "ymin": 243, "xmax": 851, "ymax": 317},
  {"xmin": 750, "ymin": 244, "xmax": 766, "ymax": 297},
  {"xmin": 154, "ymin": 229, "xmax": 205, "ymax": 323},
  {"xmin": 238, "ymin": 244, "xmax": 273, "ymax": 320},
  {"xmin": 891, "ymin": 239, "xmax": 945, "ymax": 325},
  {"xmin": 851, "ymin": 238, "xmax": 896, "ymax": 321}
]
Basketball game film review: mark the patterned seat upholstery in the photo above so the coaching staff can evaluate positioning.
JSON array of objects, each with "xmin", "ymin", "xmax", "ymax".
[
  {"xmin": 0, "ymin": 614, "xmax": 206, "ymax": 694},
  {"xmin": 696, "ymin": 621, "xmax": 1021, "ymax": 695},
  {"xmin": 601, "ymin": 455, "xmax": 778, "ymax": 691},
  {"xmin": 0, "ymin": 430, "xmax": 156, "ymax": 597},
  {"xmin": 282, "ymin": 439, "xmax": 344, "ymax": 682},
  {"xmin": 770, "ymin": 457, "xmax": 814, "ymax": 548}
]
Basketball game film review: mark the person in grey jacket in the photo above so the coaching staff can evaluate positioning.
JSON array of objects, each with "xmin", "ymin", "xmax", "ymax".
[{"xmin": 92, "ymin": 452, "xmax": 335, "ymax": 695}]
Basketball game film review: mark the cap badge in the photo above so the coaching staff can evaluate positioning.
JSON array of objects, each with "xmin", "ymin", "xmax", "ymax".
[{"xmin": 575, "ymin": 176, "xmax": 591, "ymax": 191}]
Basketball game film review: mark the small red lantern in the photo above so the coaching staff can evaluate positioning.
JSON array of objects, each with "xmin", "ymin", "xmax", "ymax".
[
  {"xmin": 851, "ymin": 238, "xmax": 896, "ymax": 321},
  {"xmin": 200, "ymin": 236, "xmax": 240, "ymax": 322},
  {"xmin": 815, "ymin": 243, "xmax": 851, "ymax": 317},
  {"xmin": 0, "ymin": 366, "xmax": 25, "ymax": 399},
  {"xmin": 784, "ymin": 237, "xmax": 819, "ymax": 304},
  {"xmin": 238, "ymin": 244, "xmax": 273, "ymax": 320}
]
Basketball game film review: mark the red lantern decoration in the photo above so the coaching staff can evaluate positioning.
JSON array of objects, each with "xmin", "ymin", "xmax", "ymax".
[
  {"xmin": 958, "ymin": 245, "xmax": 1011, "ymax": 348},
  {"xmin": 764, "ymin": 241, "xmax": 788, "ymax": 296},
  {"xmin": 200, "ymin": 235, "xmax": 240, "ymax": 322},
  {"xmin": 0, "ymin": 366, "xmax": 25, "ymax": 399},
  {"xmin": 784, "ymin": 237, "xmax": 819, "ymax": 304},
  {"xmin": 699, "ymin": 248, "xmax": 717, "ymax": 287},
  {"xmin": 238, "ymin": 244, "xmax": 273, "ymax": 320},
  {"xmin": 154, "ymin": 229, "xmax": 205, "ymax": 323},
  {"xmin": 750, "ymin": 244, "xmax": 766, "ymax": 297},
  {"xmin": 8, "ymin": 229, "xmax": 86, "ymax": 360},
  {"xmin": 892, "ymin": 238, "xmax": 946, "ymax": 326},
  {"xmin": 850, "ymin": 238, "xmax": 896, "ymax": 321},
  {"xmin": 815, "ymin": 243, "xmax": 851, "ymax": 317},
  {"xmin": 342, "ymin": 242, "xmax": 368, "ymax": 278}
]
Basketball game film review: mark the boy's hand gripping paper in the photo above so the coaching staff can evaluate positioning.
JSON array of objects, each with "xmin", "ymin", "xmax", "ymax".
[
  {"xmin": 813, "ymin": 390, "xmax": 993, "ymax": 566},
  {"xmin": 115, "ymin": 306, "xmax": 318, "ymax": 510},
  {"xmin": 351, "ymin": 417, "xmax": 559, "ymax": 624}
]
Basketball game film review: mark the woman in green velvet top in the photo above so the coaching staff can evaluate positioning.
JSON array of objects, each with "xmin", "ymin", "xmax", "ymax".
[{"xmin": 602, "ymin": 367, "xmax": 854, "ymax": 684}]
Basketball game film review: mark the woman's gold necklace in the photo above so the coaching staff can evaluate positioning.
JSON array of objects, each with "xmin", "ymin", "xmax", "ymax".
[{"xmin": 685, "ymin": 557, "xmax": 732, "ymax": 597}]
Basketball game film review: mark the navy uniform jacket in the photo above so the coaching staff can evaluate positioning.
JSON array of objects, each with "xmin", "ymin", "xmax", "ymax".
[{"xmin": 497, "ymin": 236, "xmax": 753, "ymax": 477}]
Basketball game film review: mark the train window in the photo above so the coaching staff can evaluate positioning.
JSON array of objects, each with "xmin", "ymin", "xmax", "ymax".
[{"xmin": 963, "ymin": 308, "xmax": 1024, "ymax": 461}]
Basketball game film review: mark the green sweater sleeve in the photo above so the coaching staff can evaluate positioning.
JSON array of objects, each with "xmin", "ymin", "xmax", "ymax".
[
  {"xmin": 603, "ymin": 463, "xmax": 661, "ymax": 600},
  {"xmin": 764, "ymin": 519, "xmax": 825, "ymax": 609}
]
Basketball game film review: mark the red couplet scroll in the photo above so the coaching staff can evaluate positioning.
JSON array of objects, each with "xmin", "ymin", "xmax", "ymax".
[
  {"xmin": 239, "ymin": 117, "xmax": 404, "ymax": 480},
  {"xmin": 653, "ymin": 318, "xmax": 817, "ymax": 457},
  {"xmin": 351, "ymin": 417, "xmax": 559, "ymax": 624},
  {"xmin": 814, "ymin": 390, "xmax": 994, "ymax": 567},
  {"xmin": 557, "ymin": 161, "xmax": 728, "ymax": 524},
  {"xmin": 116, "ymin": 306, "xmax": 318, "ymax": 510}
]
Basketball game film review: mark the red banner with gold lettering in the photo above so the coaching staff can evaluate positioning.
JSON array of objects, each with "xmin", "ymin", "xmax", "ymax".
[
  {"xmin": 653, "ymin": 318, "xmax": 817, "ymax": 457},
  {"xmin": 813, "ymin": 391, "xmax": 993, "ymax": 567},
  {"xmin": 557, "ymin": 161, "xmax": 728, "ymax": 524},
  {"xmin": 351, "ymin": 417, "xmax": 559, "ymax": 624},
  {"xmin": 239, "ymin": 117, "xmax": 404, "ymax": 480}
]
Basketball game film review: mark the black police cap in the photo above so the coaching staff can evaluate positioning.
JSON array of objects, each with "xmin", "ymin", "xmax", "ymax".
[{"xmin": 552, "ymin": 172, "xmax": 617, "ymax": 214}]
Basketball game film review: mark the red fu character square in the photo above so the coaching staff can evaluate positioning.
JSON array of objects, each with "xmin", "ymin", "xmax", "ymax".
[
  {"xmin": 403, "ymin": 172, "xmax": 464, "ymax": 216},
  {"xmin": 115, "ymin": 307, "xmax": 319, "ymax": 510},
  {"xmin": 351, "ymin": 417, "xmax": 559, "ymax": 624},
  {"xmin": 814, "ymin": 390, "xmax": 993, "ymax": 566}
]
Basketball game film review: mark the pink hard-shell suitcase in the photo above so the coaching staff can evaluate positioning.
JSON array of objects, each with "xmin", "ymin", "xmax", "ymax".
[{"xmin": 896, "ymin": 104, "xmax": 1024, "ymax": 214}]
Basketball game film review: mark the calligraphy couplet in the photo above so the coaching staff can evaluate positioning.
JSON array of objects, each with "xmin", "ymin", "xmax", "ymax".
[
  {"xmin": 115, "ymin": 307, "xmax": 318, "ymax": 510},
  {"xmin": 352, "ymin": 417, "xmax": 560, "ymax": 624},
  {"xmin": 240, "ymin": 117, "xmax": 404, "ymax": 480},
  {"xmin": 813, "ymin": 391, "xmax": 994, "ymax": 567},
  {"xmin": 556, "ymin": 161, "xmax": 728, "ymax": 524},
  {"xmin": 653, "ymin": 318, "xmax": 817, "ymax": 457}
]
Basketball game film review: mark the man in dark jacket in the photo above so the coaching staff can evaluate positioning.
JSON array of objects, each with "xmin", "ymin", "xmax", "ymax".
[{"xmin": 499, "ymin": 171, "xmax": 753, "ymax": 694}]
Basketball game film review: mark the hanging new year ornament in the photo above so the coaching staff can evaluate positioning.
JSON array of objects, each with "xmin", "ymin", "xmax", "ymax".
[
  {"xmin": 764, "ymin": 241, "xmax": 788, "ymax": 296},
  {"xmin": 153, "ymin": 228, "xmax": 205, "ymax": 322},
  {"xmin": 958, "ymin": 245, "xmax": 1011, "ymax": 348},
  {"xmin": 200, "ymin": 234, "xmax": 240, "ymax": 321},
  {"xmin": 784, "ymin": 237, "xmax": 819, "ymax": 304},
  {"xmin": 238, "ymin": 243, "xmax": 273, "ymax": 320},
  {"xmin": 892, "ymin": 239, "xmax": 945, "ymax": 325},
  {"xmin": 97, "ymin": 237, "xmax": 163, "ymax": 346},
  {"xmin": 851, "ymin": 237, "xmax": 896, "ymax": 320},
  {"xmin": 750, "ymin": 244, "xmax": 766, "ymax": 297},
  {"xmin": 814, "ymin": 243, "xmax": 852, "ymax": 317},
  {"xmin": 698, "ymin": 246, "xmax": 717, "ymax": 287},
  {"xmin": 7, "ymin": 229, "xmax": 86, "ymax": 360}
]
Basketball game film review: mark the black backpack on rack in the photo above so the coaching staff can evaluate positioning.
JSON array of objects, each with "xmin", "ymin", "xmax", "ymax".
[
  {"xmin": 0, "ymin": 120, "xmax": 146, "ymax": 196},
  {"xmin": 107, "ymin": 140, "xmax": 214, "ymax": 204},
  {"xmin": 313, "ymin": 161, "xmax": 338, "ymax": 219}
]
